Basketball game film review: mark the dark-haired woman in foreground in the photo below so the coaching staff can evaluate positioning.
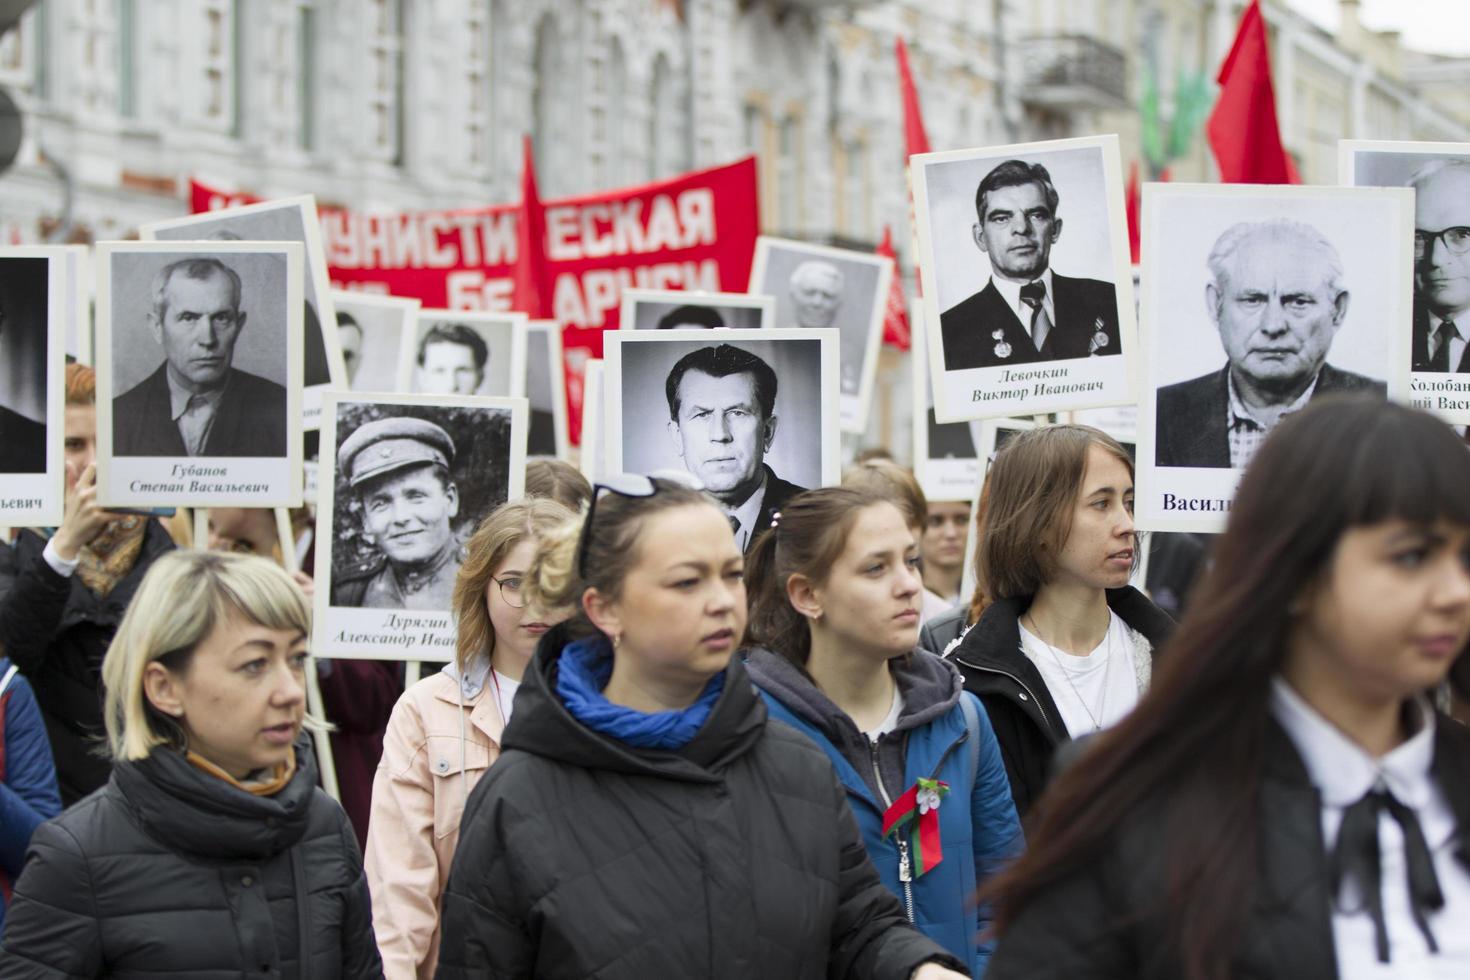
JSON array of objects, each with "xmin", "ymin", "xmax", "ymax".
[
  {"xmin": 436, "ymin": 476, "xmax": 967, "ymax": 980},
  {"xmin": 744, "ymin": 487, "xmax": 1022, "ymax": 975},
  {"xmin": 985, "ymin": 396, "xmax": 1470, "ymax": 979}
]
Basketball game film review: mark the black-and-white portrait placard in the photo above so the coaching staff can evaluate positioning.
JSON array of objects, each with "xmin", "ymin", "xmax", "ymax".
[
  {"xmin": 397, "ymin": 310, "xmax": 527, "ymax": 398},
  {"xmin": 603, "ymin": 328, "xmax": 840, "ymax": 550},
  {"xmin": 748, "ymin": 237, "xmax": 890, "ymax": 434},
  {"xmin": 910, "ymin": 305, "xmax": 983, "ymax": 503},
  {"xmin": 1135, "ymin": 183, "xmax": 1411, "ymax": 534},
  {"xmin": 911, "ymin": 134, "xmax": 1138, "ymax": 423},
  {"xmin": 527, "ymin": 320, "xmax": 570, "ymax": 459},
  {"xmin": 0, "ymin": 248, "xmax": 67, "ymax": 527},
  {"xmin": 579, "ymin": 360, "xmax": 606, "ymax": 482},
  {"xmin": 1342, "ymin": 139, "xmax": 1470, "ymax": 423},
  {"xmin": 95, "ymin": 240, "xmax": 305, "ymax": 508},
  {"xmin": 620, "ymin": 288, "xmax": 774, "ymax": 331},
  {"xmin": 141, "ymin": 195, "xmax": 346, "ymax": 430},
  {"xmin": 331, "ymin": 290, "xmax": 420, "ymax": 394},
  {"xmin": 313, "ymin": 392, "xmax": 527, "ymax": 660}
]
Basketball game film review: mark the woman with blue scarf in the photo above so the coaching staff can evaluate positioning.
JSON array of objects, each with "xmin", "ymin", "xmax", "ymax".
[{"xmin": 437, "ymin": 475, "xmax": 968, "ymax": 980}]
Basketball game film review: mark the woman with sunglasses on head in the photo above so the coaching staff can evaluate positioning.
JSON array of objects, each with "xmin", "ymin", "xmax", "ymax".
[
  {"xmin": 0, "ymin": 550, "xmax": 381, "ymax": 978},
  {"xmin": 744, "ymin": 487, "xmax": 1023, "ymax": 976},
  {"xmin": 365, "ymin": 497, "xmax": 574, "ymax": 980},
  {"xmin": 436, "ymin": 475, "xmax": 968, "ymax": 980},
  {"xmin": 985, "ymin": 396, "xmax": 1470, "ymax": 979},
  {"xmin": 943, "ymin": 425, "xmax": 1174, "ymax": 817}
]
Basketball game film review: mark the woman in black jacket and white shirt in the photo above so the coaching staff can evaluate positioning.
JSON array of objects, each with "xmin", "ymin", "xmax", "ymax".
[
  {"xmin": 0, "ymin": 550, "xmax": 381, "ymax": 979},
  {"xmin": 984, "ymin": 396, "xmax": 1470, "ymax": 979},
  {"xmin": 940, "ymin": 425, "xmax": 1173, "ymax": 816}
]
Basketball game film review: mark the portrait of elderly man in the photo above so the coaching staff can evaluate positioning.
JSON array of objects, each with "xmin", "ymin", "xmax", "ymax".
[
  {"xmin": 940, "ymin": 159, "xmax": 1120, "ymax": 370},
  {"xmin": 1410, "ymin": 159, "xmax": 1470, "ymax": 374},
  {"xmin": 0, "ymin": 263, "xmax": 47, "ymax": 474},
  {"xmin": 331, "ymin": 416, "xmax": 464, "ymax": 609},
  {"xmin": 1155, "ymin": 218, "xmax": 1385, "ymax": 469},
  {"xmin": 664, "ymin": 343, "xmax": 806, "ymax": 551},
  {"xmin": 787, "ymin": 259, "xmax": 864, "ymax": 393},
  {"xmin": 414, "ymin": 323, "xmax": 488, "ymax": 395},
  {"xmin": 113, "ymin": 257, "xmax": 288, "ymax": 458}
]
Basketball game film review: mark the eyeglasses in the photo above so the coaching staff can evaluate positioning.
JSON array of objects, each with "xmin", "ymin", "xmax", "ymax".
[
  {"xmin": 492, "ymin": 575, "xmax": 525, "ymax": 609},
  {"xmin": 1415, "ymin": 226, "xmax": 1470, "ymax": 260},
  {"xmin": 576, "ymin": 470, "xmax": 705, "ymax": 581}
]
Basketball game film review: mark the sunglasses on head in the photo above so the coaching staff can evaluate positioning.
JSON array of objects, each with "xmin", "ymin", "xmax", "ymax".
[{"xmin": 576, "ymin": 470, "xmax": 706, "ymax": 581}]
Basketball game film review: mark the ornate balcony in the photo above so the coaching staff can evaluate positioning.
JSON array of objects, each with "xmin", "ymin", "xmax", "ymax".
[{"xmin": 1015, "ymin": 34, "xmax": 1129, "ymax": 110}]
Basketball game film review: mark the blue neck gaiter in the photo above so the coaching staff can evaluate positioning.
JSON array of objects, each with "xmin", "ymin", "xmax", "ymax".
[{"xmin": 555, "ymin": 636, "xmax": 726, "ymax": 750}]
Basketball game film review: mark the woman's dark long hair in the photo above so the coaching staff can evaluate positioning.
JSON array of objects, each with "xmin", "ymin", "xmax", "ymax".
[{"xmin": 984, "ymin": 395, "xmax": 1470, "ymax": 979}]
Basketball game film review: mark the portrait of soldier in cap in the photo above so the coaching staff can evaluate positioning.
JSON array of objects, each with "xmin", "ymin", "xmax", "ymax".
[{"xmin": 331, "ymin": 416, "xmax": 466, "ymax": 610}]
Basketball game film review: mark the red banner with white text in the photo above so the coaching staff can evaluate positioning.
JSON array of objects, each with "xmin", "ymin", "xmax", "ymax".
[{"xmin": 190, "ymin": 156, "xmax": 760, "ymax": 443}]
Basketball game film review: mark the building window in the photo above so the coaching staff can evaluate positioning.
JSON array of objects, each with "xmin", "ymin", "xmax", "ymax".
[
  {"xmin": 532, "ymin": 14, "xmax": 568, "ymax": 194},
  {"xmin": 648, "ymin": 52, "xmax": 689, "ymax": 179},
  {"xmin": 117, "ymin": 0, "xmax": 135, "ymax": 117},
  {"xmin": 459, "ymin": 3, "xmax": 489, "ymax": 170},
  {"xmin": 606, "ymin": 39, "xmax": 628, "ymax": 186},
  {"xmin": 297, "ymin": 3, "xmax": 315, "ymax": 149},
  {"xmin": 777, "ymin": 115, "xmax": 803, "ymax": 233},
  {"xmin": 365, "ymin": 0, "xmax": 405, "ymax": 163}
]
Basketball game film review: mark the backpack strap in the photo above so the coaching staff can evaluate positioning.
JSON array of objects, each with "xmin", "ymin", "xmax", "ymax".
[
  {"xmin": 0, "ymin": 664, "xmax": 17, "ymax": 700},
  {"xmin": 959, "ymin": 691, "xmax": 982, "ymax": 790}
]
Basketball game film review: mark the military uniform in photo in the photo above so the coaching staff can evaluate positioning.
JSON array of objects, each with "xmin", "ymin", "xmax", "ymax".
[
  {"xmin": 940, "ymin": 271, "xmax": 1120, "ymax": 370},
  {"xmin": 331, "ymin": 417, "xmax": 466, "ymax": 610}
]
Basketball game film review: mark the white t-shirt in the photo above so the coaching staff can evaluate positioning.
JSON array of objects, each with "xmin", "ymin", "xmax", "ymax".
[
  {"xmin": 1018, "ymin": 612, "xmax": 1139, "ymax": 738},
  {"xmin": 863, "ymin": 686, "xmax": 905, "ymax": 742},
  {"xmin": 491, "ymin": 670, "xmax": 521, "ymax": 727}
]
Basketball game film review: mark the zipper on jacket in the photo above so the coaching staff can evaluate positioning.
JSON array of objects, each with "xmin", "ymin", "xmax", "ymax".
[
  {"xmin": 952, "ymin": 658, "xmax": 1058, "ymax": 742},
  {"xmin": 869, "ymin": 740, "xmax": 915, "ymax": 922}
]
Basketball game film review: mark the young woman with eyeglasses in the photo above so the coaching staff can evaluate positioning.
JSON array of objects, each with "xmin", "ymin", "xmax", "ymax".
[
  {"xmin": 365, "ymin": 497, "xmax": 574, "ymax": 980},
  {"xmin": 942, "ymin": 425, "xmax": 1175, "ymax": 816},
  {"xmin": 743, "ymin": 487, "xmax": 1023, "ymax": 976},
  {"xmin": 984, "ymin": 397, "xmax": 1470, "ymax": 978},
  {"xmin": 435, "ymin": 475, "xmax": 968, "ymax": 980}
]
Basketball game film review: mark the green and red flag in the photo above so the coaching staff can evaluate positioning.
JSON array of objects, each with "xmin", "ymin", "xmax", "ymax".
[{"xmin": 882, "ymin": 777, "xmax": 950, "ymax": 877}]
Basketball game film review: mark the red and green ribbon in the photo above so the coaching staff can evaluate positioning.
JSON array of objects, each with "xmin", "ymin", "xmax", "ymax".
[{"xmin": 882, "ymin": 777, "xmax": 949, "ymax": 877}]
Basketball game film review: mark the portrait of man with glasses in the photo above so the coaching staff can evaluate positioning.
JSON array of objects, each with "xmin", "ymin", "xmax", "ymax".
[{"xmin": 1410, "ymin": 159, "xmax": 1470, "ymax": 374}]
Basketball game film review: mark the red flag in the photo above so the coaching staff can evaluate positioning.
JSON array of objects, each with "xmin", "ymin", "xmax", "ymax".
[
  {"xmin": 512, "ymin": 135, "xmax": 550, "ymax": 317},
  {"xmin": 1206, "ymin": 0, "xmax": 1298, "ymax": 184},
  {"xmin": 1125, "ymin": 161, "xmax": 1141, "ymax": 265},
  {"xmin": 876, "ymin": 226, "xmax": 911, "ymax": 351},
  {"xmin": 896, "ymin": 37, "xmax": 930, "ymax": 158}
]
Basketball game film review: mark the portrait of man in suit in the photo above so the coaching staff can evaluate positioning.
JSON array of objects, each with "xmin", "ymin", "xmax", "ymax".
[
  {"xmin": 664, "ymin": 343, "xmax": 806, "ymax": 552},
  {"xmin": 113, "ymin": 257, "xmax": 288, "ymax": 458},
  {"xmin": 656, "ymin": 305, "xmax": 726, "ymax": 330},
  {"xmin": 939, "ymin": 159, "xmax": 1121, "ymax": 370},
  {"xmin": 1410, "ymin": 159, "xmax": 1470, "ymax": 374},
  {"xmin": 1155, "ymin": 218, "xmax": 1385, "ymax": 470},
  {"xmin": 0, "ymin": 261, "xmax": 47, "ymax": 474}
]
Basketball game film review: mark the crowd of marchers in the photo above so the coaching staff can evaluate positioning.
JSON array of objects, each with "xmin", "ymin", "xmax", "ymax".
[{"xmin": 0, "ymin": 378, "xmax": 1466, "ymax": 979}]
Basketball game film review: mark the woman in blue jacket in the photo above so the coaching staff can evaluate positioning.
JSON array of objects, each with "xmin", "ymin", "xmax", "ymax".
[
  {"xmin": 0, "ymin": 655, "xmax": 62, "ymax": 933},
  {"xmin": 744, "ymin": 487, "xmax": 1023, "ymax": 974}
]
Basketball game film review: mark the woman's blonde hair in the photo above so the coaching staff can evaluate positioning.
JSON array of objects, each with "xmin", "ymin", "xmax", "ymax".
[
  {"xmin": 451, "ymin": 497, "xmax": 574, "ymax": 674},
  {"xmin": 101, "ymin": 550, "xmax": 314, "ymax": 761}
]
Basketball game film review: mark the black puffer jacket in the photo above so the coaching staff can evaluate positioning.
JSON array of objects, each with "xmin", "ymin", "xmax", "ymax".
[
  {"xmin": 945, "ymin": 588, "xmax": 1174, "ymax": 816},
  {"xmin": 437, "ymin": 624, "xmax": 966, "ymax": 979},
  {"xmin": 986, "ymin": 716, "xmax": 1470, "ymax": 979},
  {"xmin": 0, "ymin": 524, "xmax": 174, "ymax": 804},
  {"xmin": 0, "ymin": 736, "xmax": 382, "ymax": 979}
]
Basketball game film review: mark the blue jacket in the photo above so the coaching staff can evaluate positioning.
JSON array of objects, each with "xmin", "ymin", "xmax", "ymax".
[
  {"xmin": 747, "ymin": 648, "xmax": 1023, "ymax": 976},
  {"xmin": 0, "ymin": 657, "xmax": 63, "ymax": 932}
]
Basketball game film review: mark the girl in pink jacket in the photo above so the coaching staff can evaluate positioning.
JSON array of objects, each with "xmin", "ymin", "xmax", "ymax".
[{"xmin": 365, "ymin": 498, "xmax": 574, "ymax": 979}]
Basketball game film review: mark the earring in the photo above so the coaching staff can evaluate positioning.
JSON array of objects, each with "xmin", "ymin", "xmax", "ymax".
[{"xmin": 611, "ymin": 632, "xmax": 622, "ymax": 650}]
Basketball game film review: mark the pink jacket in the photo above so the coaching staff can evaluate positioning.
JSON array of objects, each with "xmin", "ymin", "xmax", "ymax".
[{"xmin": 365, "ymin": 668, "xmax": 506, "ymax": 980}]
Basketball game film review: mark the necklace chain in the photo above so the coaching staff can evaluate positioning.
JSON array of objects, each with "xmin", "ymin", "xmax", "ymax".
[{"xmin": 1024, "ymin": 613, "xmax": 1114, "ymax": 732}]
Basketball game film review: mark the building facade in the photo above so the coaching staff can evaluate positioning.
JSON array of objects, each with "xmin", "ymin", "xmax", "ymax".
[{"xmin": 0, "ymin": 0, "xmax": 1465, "ymax": 450}]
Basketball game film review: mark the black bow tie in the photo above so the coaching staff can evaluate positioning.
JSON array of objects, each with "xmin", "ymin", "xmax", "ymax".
[{"xmin": 1330, "ymin": 782, "xmax": 1445, "ymax": 963}]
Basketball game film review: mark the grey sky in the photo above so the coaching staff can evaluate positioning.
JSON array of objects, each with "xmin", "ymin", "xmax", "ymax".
[{"xmin": 1286, "ymin": 0, "xmax": 1470, "ymax": 58}]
